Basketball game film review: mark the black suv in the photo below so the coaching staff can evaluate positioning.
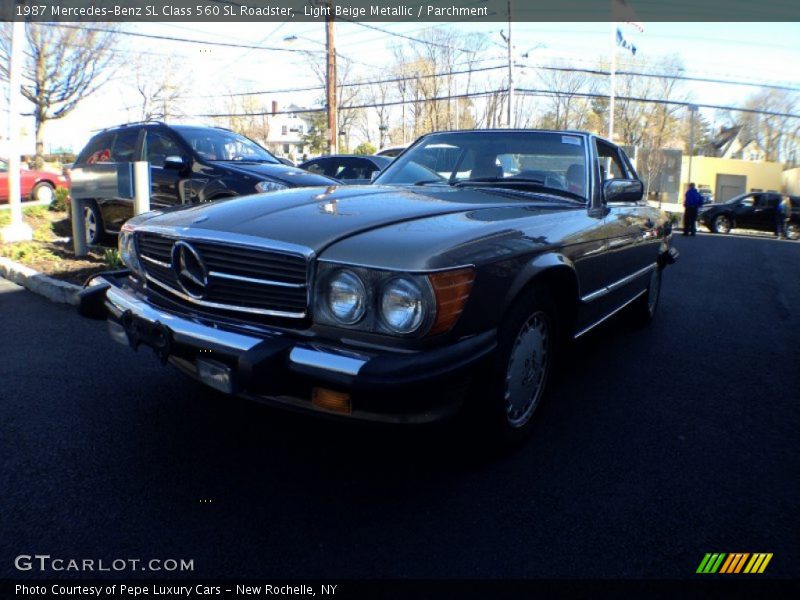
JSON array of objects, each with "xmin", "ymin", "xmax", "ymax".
[
  {"xmin": 69, "ymin": 122, "xmax": 336, "ymax": 244},
  {"xmin": 699, "ymin": 192, "xmax": 800, "ymax": 239}
]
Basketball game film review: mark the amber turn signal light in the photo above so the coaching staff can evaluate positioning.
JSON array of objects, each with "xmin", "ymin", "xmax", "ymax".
[
  {"xmin": 428, "ymin": 267, "xmax": 475, "ymax": 336},
  {"xmin": 312, "ymin": 387, "xmax": 352, "ymax": 415}
]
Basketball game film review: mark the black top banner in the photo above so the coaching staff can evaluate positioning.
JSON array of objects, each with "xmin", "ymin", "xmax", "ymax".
[{"xmin": 2, "ymin": 0, "xmax": 800, "ymax": 23}]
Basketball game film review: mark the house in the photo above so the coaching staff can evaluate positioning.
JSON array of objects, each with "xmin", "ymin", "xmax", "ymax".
[
  {"xmin": 703, "ymin": 126, "xmax": 767, "ymax": 161},
  {"xmin": 264, "ymin": 102, "xmax": 314, "ymax": 160}
]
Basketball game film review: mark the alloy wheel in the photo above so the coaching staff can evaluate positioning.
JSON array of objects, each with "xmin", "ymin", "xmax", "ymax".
[
  {"xmin": 713, "ymin": 215, "xmax": 731, "ymax": 234},
  {"xmin": 84, "ymin": 206, "xmax": 97, "ymax": 244}
]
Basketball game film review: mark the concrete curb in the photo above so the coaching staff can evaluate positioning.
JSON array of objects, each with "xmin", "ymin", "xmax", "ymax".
[{"xmin": 0, "ymin": 257, "xmax": 82, "ymax": 306}]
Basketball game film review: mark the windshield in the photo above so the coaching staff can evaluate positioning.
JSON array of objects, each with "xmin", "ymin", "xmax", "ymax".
[
  {"xmin": 173, "ymin": 127, "xmax": 279, "ymax": 164},
  {"xmin": 374, "ymin": 131, "xmax": 588, "ymax": 198}
]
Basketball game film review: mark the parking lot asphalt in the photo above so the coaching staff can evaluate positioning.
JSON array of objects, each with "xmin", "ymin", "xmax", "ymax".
[{"xmin": 1, "ymin": 232, "xmax": 798, "ymax": 580}]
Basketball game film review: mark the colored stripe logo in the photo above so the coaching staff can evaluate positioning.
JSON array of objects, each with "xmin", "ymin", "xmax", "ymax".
[{"xmin": 697, "ymin": 553, "xmax": 773, "ymax": 574}]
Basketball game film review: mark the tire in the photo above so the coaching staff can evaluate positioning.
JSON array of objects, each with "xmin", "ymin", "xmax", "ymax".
[
  {"xmin": 786, "ymin": 222, "xmax": 799, "ymax": 241},
  {"xmin": 31, "ymin": 182, "xmax": 55, "ymax": 203},
  {"xmin": 628, "ymin": 266, "xmax": 662, "ymax": 328},
  {"xmin": 711, "ymin": 214, "xmax": 732, "ymax": 234},
  {"xmin": 477, "ymin": 287, "xmax": 560, "ymax": 447},
  {"xmin": 83, "ymin": 201, "xmax": 104, "ymax": 246}
]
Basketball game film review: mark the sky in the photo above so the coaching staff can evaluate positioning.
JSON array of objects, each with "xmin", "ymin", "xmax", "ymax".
[{"xmin": 5, "ymin": 20, "xmax": 800, "ymax": 155}]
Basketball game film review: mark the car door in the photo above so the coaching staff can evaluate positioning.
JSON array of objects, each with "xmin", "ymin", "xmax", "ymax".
[
  {"xmin": 20, "ymin": 168, "xmax": 38, "ymax": 198},
  {"xmin": 101, "ymin": 127, "xmax": 144, "ymax": 231},
  {"xmin": 594, "ymin": 139, "xmax": 655, "ymax": 313},
  {"xmin": 732, "ymin": 194, "xmax": 756, "ymax": 228},
  {"xmin": 751, "ymin": 193, "xmax": 779, "ymax": 231},
  {"xmin": 144, "ymin": 129, "xmax": 190, "ymax": 209}
]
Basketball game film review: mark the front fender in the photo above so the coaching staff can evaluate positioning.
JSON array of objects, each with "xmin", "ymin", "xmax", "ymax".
[
  {"xmin": 502, "ymin": 253, "xmax": 579, "ymax": 313},
  {"xmin": 198, "ymin": 177, "xmax": 254, "ymax": 202}
]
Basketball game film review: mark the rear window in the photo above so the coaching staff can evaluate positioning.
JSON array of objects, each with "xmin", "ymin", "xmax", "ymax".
[{"xmin": 76, "ymin": 132, "xmax": 115, "ymax": 165}]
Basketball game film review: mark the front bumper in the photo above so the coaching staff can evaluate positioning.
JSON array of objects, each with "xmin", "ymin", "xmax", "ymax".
[{"xmin": 79, "ymin": 273, "xmax": 497, "ymax": 424}]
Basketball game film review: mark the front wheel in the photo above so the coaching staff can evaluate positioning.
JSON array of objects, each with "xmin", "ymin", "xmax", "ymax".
[
  {"xmin": 479, "ymin": 288, "xmax": 559, "ymax": 447},
  {"xmin": 711, "ymin": 214, "xmax": 732, "ymax": 234},
  {"xmin": 786, "ymin": 222, "xmax": 799, "ymax": 241}
]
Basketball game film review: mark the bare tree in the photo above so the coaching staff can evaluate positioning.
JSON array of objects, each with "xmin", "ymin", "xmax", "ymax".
[
  {"xmin": 0, "ymin": 23, "xmax": 117, "ymax": 167},
  {"xmin": 390, "ymin": 28, "xmax": 490, "ymax": 136},
  {"xmin": 536, "ymin": 64, "xmax": 597, "ymax": 130},
  {"xmin": 304, "ymin": 52, "xmax": 362, "ymax": 152},
  {"xmin": 736, "ymin": 89, "xmax": 800, "ymax": 163},
  {"xmin": 212, "ymin": 94, "xmax": 271, "ymax": 145},
  {"xmin": 134, "ymin": 57, "xmax": 188, "ymax": 121}
]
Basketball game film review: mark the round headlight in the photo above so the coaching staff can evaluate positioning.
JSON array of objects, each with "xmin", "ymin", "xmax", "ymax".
[
  {"xmin": 325, "ymin": 269, "xmax": 366, "ymax": 325},
  {"xmin": 380, "ymin": 277, "xmax": 425, "ymax": 334}
]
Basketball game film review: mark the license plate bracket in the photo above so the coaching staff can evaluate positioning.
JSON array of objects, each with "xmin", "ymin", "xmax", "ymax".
[{"xmin": 120, "ymin": 310, "xmax": 174, "ymax": 364}]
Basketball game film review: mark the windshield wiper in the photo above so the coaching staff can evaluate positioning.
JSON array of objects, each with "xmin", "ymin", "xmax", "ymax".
[
  {"xmin": 454, "ymin": 177, "xmax": 545, "ymax": 185},
  {"xmin": 413, "ymin": 179, "xmax": 451, "ymax": 186}
]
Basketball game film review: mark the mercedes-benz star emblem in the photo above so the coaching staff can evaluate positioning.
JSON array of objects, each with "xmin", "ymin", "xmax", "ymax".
[{"xmin": 171, "ymin": 241, "xmax": 207, "ymax": 298}]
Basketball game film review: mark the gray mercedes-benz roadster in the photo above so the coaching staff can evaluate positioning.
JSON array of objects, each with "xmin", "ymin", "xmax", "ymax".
[{"xmin": 79, "ymin": 129, "xmax": 677, "ymax": 445}]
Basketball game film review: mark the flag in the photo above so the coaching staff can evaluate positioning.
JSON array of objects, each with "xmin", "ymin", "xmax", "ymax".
[{"xmin": 616, "ymin": 27, "xmax": 637, "ymax": 55}]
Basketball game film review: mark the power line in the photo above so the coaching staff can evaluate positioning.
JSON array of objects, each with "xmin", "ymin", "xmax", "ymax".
[
  {"xmin": 189, "ymin": 84, "xmax": 800, "ymax": 121},
  {"xmin": 522, "ymin": 64, "xmax": 800, "ymax": 93},
  {"xmin": 515, "ymin": 88, "xmax": 800, "ymax": 119},
  {"xmin": 176, "ymin": 64, "xmax": 507, "ymax": 100},
  {"xmin": 39, "ymin": 23, "xmax": 325, "ymax": 54},
  {"xmin": 344, "ymin": 20, "xmax": 483, "ymax": 54},
  {"xmin": 193, "ymin": 89, "xmax": 507, "ymax": 117}
]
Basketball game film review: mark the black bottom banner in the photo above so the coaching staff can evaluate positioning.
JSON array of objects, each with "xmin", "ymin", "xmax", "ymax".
[{"xmin": 3, "ymin": 579, "xmax": 800, "ymax": 600}]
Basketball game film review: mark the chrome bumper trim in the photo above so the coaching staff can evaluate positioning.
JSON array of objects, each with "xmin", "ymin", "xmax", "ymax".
[
  {"xmin": 105, "ymin": 285, "xmax": 265, "ymax": 355},
  {"xmin": 289, "ymin": 346, "xmax": 368, "ymax": 377},
  {"xmin": 104, "ymin": 285, "xmax": 370, "ymax": 376}
]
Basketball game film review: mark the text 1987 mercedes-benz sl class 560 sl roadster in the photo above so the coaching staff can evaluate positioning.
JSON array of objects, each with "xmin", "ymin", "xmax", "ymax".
[{"xmin": 79, "ymin": 129, "xmax": 677, "ymax": 445}]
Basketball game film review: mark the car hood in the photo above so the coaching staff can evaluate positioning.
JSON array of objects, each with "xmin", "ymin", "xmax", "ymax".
[
  {"xmin": 220, "ymin": 161, "xmax": 337, "ymax": 187},
  {"xmin": 130, "ymin": 184, "xmax": 579, "ymax": 263}
]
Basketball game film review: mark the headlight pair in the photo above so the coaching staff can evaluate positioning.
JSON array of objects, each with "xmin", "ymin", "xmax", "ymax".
[
  {"xmin": 315, "ymin": 264, "xmax": 475, "ymax": 337},
  {"xmin": 255, "ymin": 180, "xmax": 288, "ymax": 193},
  {"xmin": 118, "ymin": 228, "xmax": 144, "ymax": 278}
]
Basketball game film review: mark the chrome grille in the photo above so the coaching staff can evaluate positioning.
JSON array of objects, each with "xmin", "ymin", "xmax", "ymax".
[{"xmin": 136, "ymin": 232, "xmax": 309, "ymax": 318}]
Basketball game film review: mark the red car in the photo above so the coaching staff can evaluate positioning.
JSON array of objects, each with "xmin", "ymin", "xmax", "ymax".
[{"xmin": 0, "ymin": 158, "xmax": 68, "ymax": 204}]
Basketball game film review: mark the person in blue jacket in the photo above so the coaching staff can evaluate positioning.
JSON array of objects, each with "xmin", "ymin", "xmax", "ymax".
[{"xmin": 683, "ymin": 183, "xmax": 704, "ymax": 236}]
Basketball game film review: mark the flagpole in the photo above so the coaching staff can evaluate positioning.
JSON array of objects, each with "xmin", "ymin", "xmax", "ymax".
[{"xmin": 608, "ymin": 21, "xmax": 616, "ymax": 141}]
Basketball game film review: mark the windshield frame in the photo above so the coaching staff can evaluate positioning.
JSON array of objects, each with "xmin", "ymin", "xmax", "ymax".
[
  {"xmin": 373, "ymin": 130, "xmax": 591, "ymax": 201},
  {"xmin": 172, "ymin": 126, "xmax": 280, "ymax": 164}
]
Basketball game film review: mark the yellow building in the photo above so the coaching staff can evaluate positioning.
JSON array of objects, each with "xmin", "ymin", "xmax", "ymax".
[
  {"xmin": 783, "ymin": 167, "xmax": 800, "ymax": 195},
  {"xmin": 680, "ymin": 156, "xmax": 783, "ymax": 202}
]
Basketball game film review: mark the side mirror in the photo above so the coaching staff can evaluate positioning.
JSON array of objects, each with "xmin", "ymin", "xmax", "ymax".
[
  {"xmin": 603, "ymin": 179, "xmax": 643, "ymax": 203},
  {"xmin": 370, "ymin": 170, "xmax": 381, "ymax": 182},
  {"xmin": 164, "ymin": 156, "xmax": 186, "ymax": 171}
]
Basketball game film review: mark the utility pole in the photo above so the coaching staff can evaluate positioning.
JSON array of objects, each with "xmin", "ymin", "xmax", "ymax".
[
  {"xmin": 505, "ymin": 0, "xmax": 514, "ymax": 128},
  {"xmin": 608, "ymin": 22, "xmax": 617, "ymax": 140},
  {"xmin": 325, "ymin": 0, "xmax": 337, "ymax": 154},
  {"xmin": 400, "ymin": 81, "xmax": 406, "ymax": 143},
  {"xmin": 687, "ymin": 104, "xmax": 697, "ymax": 188},
  {"xmin": 1, "ymin": 9, "xmax": 33, "ymax": 244}
]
